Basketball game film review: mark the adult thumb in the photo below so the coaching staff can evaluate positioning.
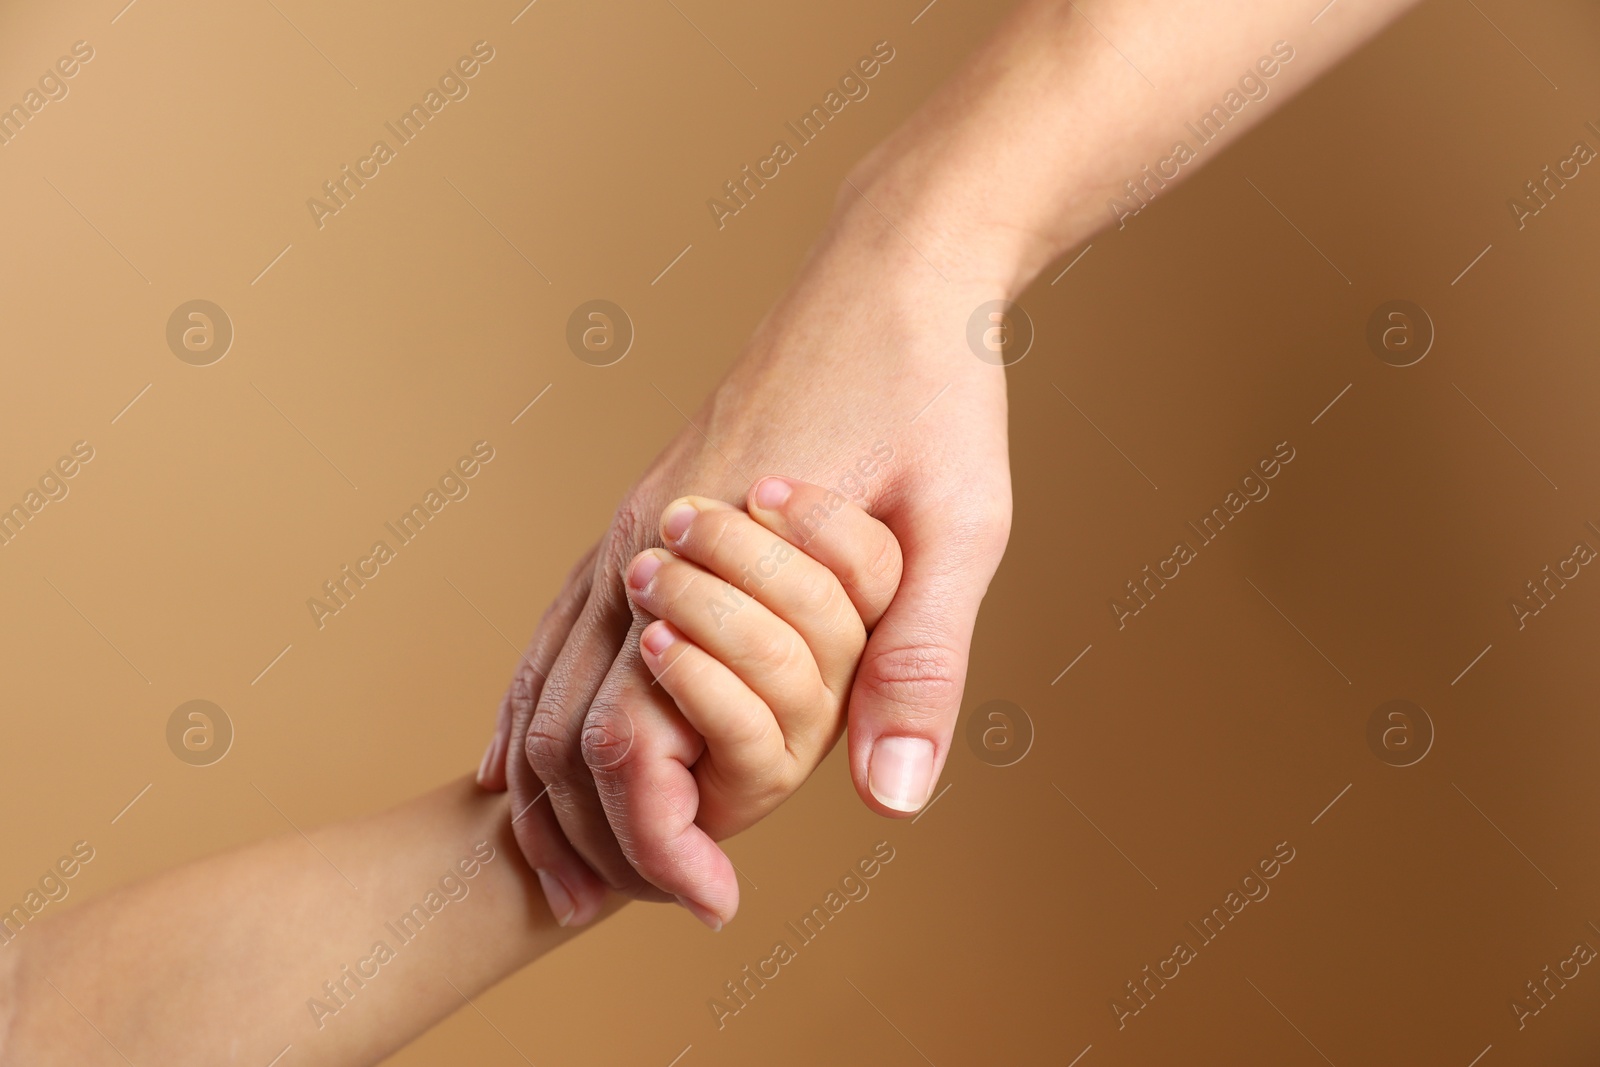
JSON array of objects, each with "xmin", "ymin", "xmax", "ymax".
[{"xmin": 848, "ymin": 504, "xmax": 1009, "ymax": 816}]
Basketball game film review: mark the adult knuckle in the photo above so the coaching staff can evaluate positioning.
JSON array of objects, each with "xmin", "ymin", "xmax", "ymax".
[
  {"xmin": 580, "ymin": 704, "xmax": 636, "ymax": 773},
  {"xmin": 611, "ymin": 495, "xmax": 653, "ymax": 543},
  {"xmin": 931, "ymin": 484, "xmax": 1012, "ymax": 559},
  {"xmin": 543, "ymin": 548, "xmax": 599, "ymax": 620},
  {"xmin": 971, "ymin": 491, "xmax": 1014, "ymax": 553},
  {"xmin": 604, "ymin": 497, "xmax": 657, "ymax": 570},
  {"xmin": 524, "ymin": 699, "xmax": 582, "ymax": 781},
  {"xmin": 856, "ymin": 640, "xmax": 964, "ymax": 717},
  {"xmin": 508, "ymin": 660, "xmax": 540, "ymax": 723}
]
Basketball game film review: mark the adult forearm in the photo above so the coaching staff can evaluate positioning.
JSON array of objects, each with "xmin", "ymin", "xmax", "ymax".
[
  {"xmin": 846, "ymin": 0, "xmax": 1420, "ymax": 295},
  {"xmin": 2, "ymin": 779, "xmax": 618, "ymax": 1067}
]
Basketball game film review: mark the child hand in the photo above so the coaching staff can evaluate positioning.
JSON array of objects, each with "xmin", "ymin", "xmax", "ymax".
[{"xmin": 612, "ymin": 477, "xmax": 903, "ymax": 928}]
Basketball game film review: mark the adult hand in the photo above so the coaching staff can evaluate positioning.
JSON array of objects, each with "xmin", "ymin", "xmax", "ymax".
[
  {"xmin": 477, "ymin": 184, "xmax": 1016, "ymax": 929},
  {"xmin": 475, "ymin": 0, "xmax": 1423, "ymax": 929}
]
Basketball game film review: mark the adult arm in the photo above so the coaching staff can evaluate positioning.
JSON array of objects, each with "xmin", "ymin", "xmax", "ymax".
[
  {"xmin": 0, "ymin": 779, "xmax": 619, "ymax": 1066},
  {"xmin": 484, "ymin": 0, "xmax": 1422, "ymax": 926}
]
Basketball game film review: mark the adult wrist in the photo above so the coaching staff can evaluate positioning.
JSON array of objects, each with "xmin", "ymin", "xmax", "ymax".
[{"xmin": 835, "ymin": 149, "xmax": 1073, "ymax": 302}]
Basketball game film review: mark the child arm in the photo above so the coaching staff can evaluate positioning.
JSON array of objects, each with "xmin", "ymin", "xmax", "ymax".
[{"xmin": 0, "ymin": 778, "xmax": 620, "ymax": 1067}]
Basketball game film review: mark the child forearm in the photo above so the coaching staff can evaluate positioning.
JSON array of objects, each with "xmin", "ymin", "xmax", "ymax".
[{"xmin": 0, "ymin": 777, "xmax": 619, "ymax": 1067}]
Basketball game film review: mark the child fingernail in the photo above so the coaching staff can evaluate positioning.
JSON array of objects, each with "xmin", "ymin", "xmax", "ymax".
[
  {"xmin": 868, "ymin": 736, "xmax": 936, "ymax": 812},
  {"xmin": 676, "ymin": 894, "xmax": 724, "ymax": 932},
  {"xmin": 641, "ymin": 622, "xmax": 676, "ymax": 657},
  {"xmin": 662, "ymin": 502, "xmax": 696, "ymax": 543},
  {"xmin": 627, "ymin": 551, "xmax": 663, "ymax": 590},
  {"xmin": 754, "ymin": 477, "xmax": 792, "ymax": 509},
  {"xmin": 537, "ymin": 869, "xmax": 577, "ymax": 927}
]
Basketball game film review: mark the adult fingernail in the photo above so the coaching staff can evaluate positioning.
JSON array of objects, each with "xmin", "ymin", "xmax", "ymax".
[
  {"xmin": 754, "ymin": 477, "xmax": 791, "ymax": 509},
  {"xmin": 641, "ymin": 621, "xmax": 676, "ymax": 657},
  {"xmin": 536, "ymin": 869, "xmax": 577, "ymax": 927},
  {"xmin": 475, "ymin": 735, "xmax": 498, "ymax": 786},
  {"xmin": 627, "ymin": 551, "xmax": 663, "ymax": 591},
  {"xmin": 662, "ymin": 501, "xmax": 696, "ymax": 543},
  {"xmin": 868, "ymin": 736, "xmax": 936, "ymax": 813},
  {"xmin": 676, "ymin": 894, "xmax": 724, "ymax": 932}
]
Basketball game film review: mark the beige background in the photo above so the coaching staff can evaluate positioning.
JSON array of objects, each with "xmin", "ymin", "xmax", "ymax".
[{"xmin": 2, "ymin": 0, "xmax": 1599, "ymax": 1063}]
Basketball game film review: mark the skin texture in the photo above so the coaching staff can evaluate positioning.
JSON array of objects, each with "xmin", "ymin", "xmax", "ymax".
[{"xmin": 483, "ymin": 0, "xmax": 1422, "ymax": 925}]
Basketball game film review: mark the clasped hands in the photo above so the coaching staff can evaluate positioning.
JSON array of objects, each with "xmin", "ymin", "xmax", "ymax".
[{"xmin": 475, "ymin": 198, "xmax": 1015, "ymax": 931}]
